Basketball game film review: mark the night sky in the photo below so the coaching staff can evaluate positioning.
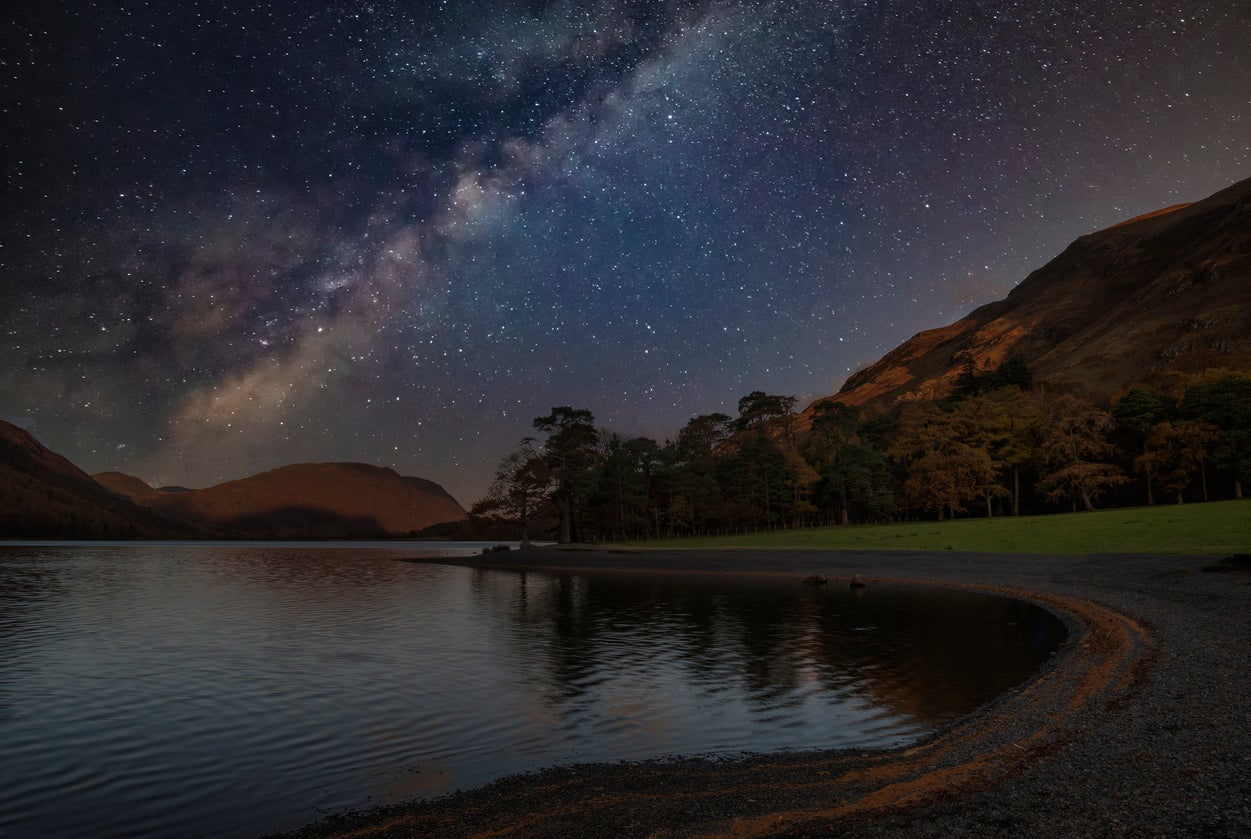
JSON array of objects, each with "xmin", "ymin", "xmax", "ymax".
[{"xmin": 3, "ymin": 1, "xmax": 1248, "ymax": 505}]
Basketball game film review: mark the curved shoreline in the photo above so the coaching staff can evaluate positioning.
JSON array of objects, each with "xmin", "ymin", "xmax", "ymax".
[{"xmin": 283, "ymin": 548, "xmax": 1248, "ymax": 838}]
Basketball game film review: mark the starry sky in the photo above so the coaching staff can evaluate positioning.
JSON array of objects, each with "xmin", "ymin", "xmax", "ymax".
[{"xmin": 2, "ymin": 0, "xmax": 1249, "ymax": 505}]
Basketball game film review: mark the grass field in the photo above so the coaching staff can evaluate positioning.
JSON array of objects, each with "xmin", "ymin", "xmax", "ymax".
[{"xmin": 621, "ymin": 498, "xmax": 1251, "ymax": 555}]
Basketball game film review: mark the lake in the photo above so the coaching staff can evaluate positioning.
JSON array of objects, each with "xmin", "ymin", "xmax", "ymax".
[{"xmin": 0, "ymin": 544, "xmax": 1065, "ymax": 837}]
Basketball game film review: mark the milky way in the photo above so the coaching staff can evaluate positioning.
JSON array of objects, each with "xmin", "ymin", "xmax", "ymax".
[{"xmin": 2, "ymin": 0, "xmax": 1248, "ymax": 504}]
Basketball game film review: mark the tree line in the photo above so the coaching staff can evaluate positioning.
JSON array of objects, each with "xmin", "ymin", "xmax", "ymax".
[{"xmin": 472, "ymin": 358, "xmax": 1251, "ymax": 542}]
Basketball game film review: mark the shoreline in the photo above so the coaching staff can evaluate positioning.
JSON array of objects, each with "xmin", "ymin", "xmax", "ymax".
[{"xmin": 283, "ymin": 548, "xmax": 1249, "ymax": 838}]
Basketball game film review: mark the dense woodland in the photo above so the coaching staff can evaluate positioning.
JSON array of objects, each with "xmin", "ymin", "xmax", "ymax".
[{"xmin": 472, "ymin": 356, "xmax": 1251, "ymax": 542}]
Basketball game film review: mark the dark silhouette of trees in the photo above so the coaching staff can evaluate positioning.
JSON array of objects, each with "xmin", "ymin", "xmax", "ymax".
[
  {"xmin": 474, "ymin": 374, "xmax": 1250, "ymax": 540},
  {"xmin": 1112, "ymin": 388, "xmax": 1173, "ymax": 505},
  {"xmin": 817, "ymin": 443, "xmax": 894, "ymax": 525},
  {"xmin": 804, "ymin": 401, "xmax": 894, "ymax": 524},
  {"xmin": 1138, "ymin": 420, "xmax": 1220, "ymax": 504},
  {"xmin": 950, "ymin": 352, "xmax": 1033, "ymax": 402},
  {"xmin": 533, "ymin": 407, "xmax": 599, "ymax": 543},
  {"xmin": 1183, "ymin": 377, "xmax": 1251, "ymax": 499},
  {"xmin": 734, "ymin": 391, "xmax": 797, "ymax": 435},
  {"xmin": 590, "ymin": 434, "xmax": 661, "ymax": 540},
  {"xmin": 470, "ymin": 437, "xmax": 551, "ymax": 540}
]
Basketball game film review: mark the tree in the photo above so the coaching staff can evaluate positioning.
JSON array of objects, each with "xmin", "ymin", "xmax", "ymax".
[
  {"xmin": 662, "ymin": 413, "xmax": 732, "ymax": 534},
  {"xmin": 676, "ymin": 412, "xmax": 734, "ymax": 454},
  {"xmin": 533, "ymin": 407, "xmax": 600, "ymax": 543},
  {"xmin": 717, "ymin": 433, "xmax": 791, "ymax": 528},
  {"xmin": 954, "ymin": 390, "xmax": 1043, "ymax": 516},
  {"xmin": 950, "ymin": 356, "xmax": 984, "ymax": 400},
  {"xmin": 590, "ymin": 434, "xmax": 661, "ymax": 539},
  {"xmin": 804, "ymin": 400, "xmax": 860, "ymax": 466},
  {"xmin": 782, "ymin": 446, "xmax": 820, "ymax": 527},
  {"xmin": 949, "ymin": 351, "xmax": 1033, "ymax": 402},
  {"xmin": 1037, "ymin": 395, "xmax": 1127, "ymax": 511},
  {"xmin": 1183, "ymin": 377, "xmax": 1251, "ymax": 499},
  {"xmin": 1138, "ymin": 420, "xmax": 1221, "ymax": 504},
  {"xmin": 471, "ymin": 437, "xmax": 551, "ymax": 540},
  {"xmin": 985, "ymin": 351, "xmax": 1034, "ymax": 392},
  {"xmin": 734, "ymin": 391, "xmax": 796, "ymax": 434},
  {"xmin": 890, "ymin": 402, "xmax": 995, "ymax": 519},
  {"xmin": 818, "ymin": 442, "xmax": 894, "ymax": 524},
  {"xmin": 1112, "ymin": 388, "xmax": 1172, "ymax": 505}
]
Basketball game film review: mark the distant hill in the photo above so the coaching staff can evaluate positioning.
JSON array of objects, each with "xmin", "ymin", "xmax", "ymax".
[
  {"xmin": 98, "ymin": 463, "xmax": 467, "ymax": 538},
  {"xmin": 0, "ymin": 422, "xmax": 201, "ymax": 538},
  {"xmin": 824, "ymin": 176, "xmax": 1251, "ymax": 410},
  {"xmin": 94, "ymin": 471, "xmax": 167, "ymax": 500}
]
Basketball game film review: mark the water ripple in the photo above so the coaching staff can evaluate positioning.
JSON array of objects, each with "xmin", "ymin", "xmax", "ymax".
[{"xmin": 0, "ymin": 545, "xmax": 1064, "ymax": 837}]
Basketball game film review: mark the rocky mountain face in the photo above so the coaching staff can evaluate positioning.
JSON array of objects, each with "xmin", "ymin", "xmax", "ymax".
[
  {"xmin": 0, "ymin": 422, "xmax": 201, "ymax": 538},
  {"xmin": 825, "ymin": 176, "xmax": 1251, "ymax": 410},
  {"xmin": 96, "ymin": 462, "xmax": 467, "ymax": 538}
]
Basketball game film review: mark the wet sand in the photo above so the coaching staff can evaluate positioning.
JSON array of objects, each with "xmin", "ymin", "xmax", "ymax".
[{"xmin": 282, "ymin": 548, "xmax": 1250, "ymax": 838}]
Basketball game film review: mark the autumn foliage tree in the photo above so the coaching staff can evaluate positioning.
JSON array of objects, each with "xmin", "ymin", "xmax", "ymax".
[
  {"xmin": 477, "ymin": 373, "xmax": 1250, "ymax": 541},
  {"xmin": 953, "ymin": 390, "xmax": 1044, "ymax": 516},
  {"xmin": 891, "ymin": 402, "xmax": 996, "ymax": 519},
  {"xmin": 1037, "ymin": 395, "xmax": 1127, "ymax": 511},
  {"xmin": 1137, "ymin": 420, "xmax": 1221, "ymax": 504}
]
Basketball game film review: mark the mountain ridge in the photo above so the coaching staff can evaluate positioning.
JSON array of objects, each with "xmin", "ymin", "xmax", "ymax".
[
  {"xmin": 1, "ymin": 420, "xmax": 466, "ymax": 539},
  {"xmin": 93, "ymin": 461, "xmax": 467, "ymax": 538},
  {"xmin": 824, "ymin": 176, "xmax": 1251, "ymax": 411},
  {"xmin": 0, "ymin": 422, "xmax": 205, "ymax": 538}
]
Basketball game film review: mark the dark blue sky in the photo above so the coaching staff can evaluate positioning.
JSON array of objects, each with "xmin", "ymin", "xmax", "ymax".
[{"xmin": 2, "ymin": 0, "xmax": 1248, "ymax": 504}]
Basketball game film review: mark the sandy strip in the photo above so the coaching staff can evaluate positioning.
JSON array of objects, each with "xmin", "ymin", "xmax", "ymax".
[{"xmin": 281, "ymin": 548, "xmax": 1249, "ymax": 838}]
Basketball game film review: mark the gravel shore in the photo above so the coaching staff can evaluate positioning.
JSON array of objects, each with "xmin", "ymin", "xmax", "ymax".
[{"xmin": 285, "ymin": 548, "xmax": 1251, "ymax": 838}]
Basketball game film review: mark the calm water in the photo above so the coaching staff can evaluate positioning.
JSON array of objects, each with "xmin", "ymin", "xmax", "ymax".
[{"xmin": 0, "ymin": 544, "xmax": 1065, "ymax": 838}]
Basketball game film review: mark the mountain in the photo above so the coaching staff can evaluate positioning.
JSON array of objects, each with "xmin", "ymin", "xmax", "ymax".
[
  {"xmin": 826, "ymin": 176, "xmax": 1251, "ymax": 410},
  {"xmin": 0, "ymin": 422, "xmax": 200, "ymax": 538},
  {"xmin": 98, "ymin": 463, "xmax": 467, "ymax": 538},
  {"xmin": 1, "ymin": 421, "xmax": 466, "ymax": 539},
  {"xmin": 94, "ymin": 471, "xmax": 167, "ymax": 500}
]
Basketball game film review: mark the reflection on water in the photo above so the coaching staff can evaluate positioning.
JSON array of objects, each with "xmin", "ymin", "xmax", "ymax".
[{"xmin": 0, "ymin": 546, "xmax": 1064, "ymax": 838}]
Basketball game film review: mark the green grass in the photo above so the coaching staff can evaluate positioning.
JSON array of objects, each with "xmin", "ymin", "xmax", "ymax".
[{"xmin": 621, "ymin": 498, "xmax": 1251, "ymax": 555}]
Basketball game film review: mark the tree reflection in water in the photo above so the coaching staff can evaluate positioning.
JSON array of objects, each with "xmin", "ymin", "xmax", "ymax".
[{"xmin": 470, "ymin": 569, "xmax": 1065, "ymax": 754}]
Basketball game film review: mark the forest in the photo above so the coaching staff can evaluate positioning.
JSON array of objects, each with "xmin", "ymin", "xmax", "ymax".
[{"xmin": 472, "ymin": 356, "xmax": 1251, "ymax": 543}]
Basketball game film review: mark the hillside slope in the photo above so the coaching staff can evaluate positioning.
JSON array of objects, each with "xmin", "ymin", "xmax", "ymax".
[
  {"xmin": 101, "ymin": 463, "xmax": 467, "ymax": 538},
  {"xmin": 0, "ymin": 422, "xmax": 199, "ymax": 538},
  {"xmin": 827, "ymin": 176, "xmax": 1251, "ymax": 409}
]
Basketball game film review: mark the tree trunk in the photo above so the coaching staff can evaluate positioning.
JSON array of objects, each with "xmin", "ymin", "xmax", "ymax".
[
  {"xmin": 985, "ymin": 489, "xmax": 993, "ymax": 518},
  {"xmin": 1237, "ymin": 478, "xmax": 1244, "ymax": 500},
  {"xmin": 556, "ymin": 495, "xmax": 573, "ymax": 543},
  {"xmin": 1146, "ymin": 465, "xmax": 1154, "ymax": 506},
  {"xmin": 1081, "ymin": 489, "xmax": 1095, "ymax": 511},
  {"xmin": 1012, "ymin": 468, "xmax": 1020, "ymax": 517},
  {"xmin": 1201, "ymin": 460, "xmax": 1209, "ymax": 502}
]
